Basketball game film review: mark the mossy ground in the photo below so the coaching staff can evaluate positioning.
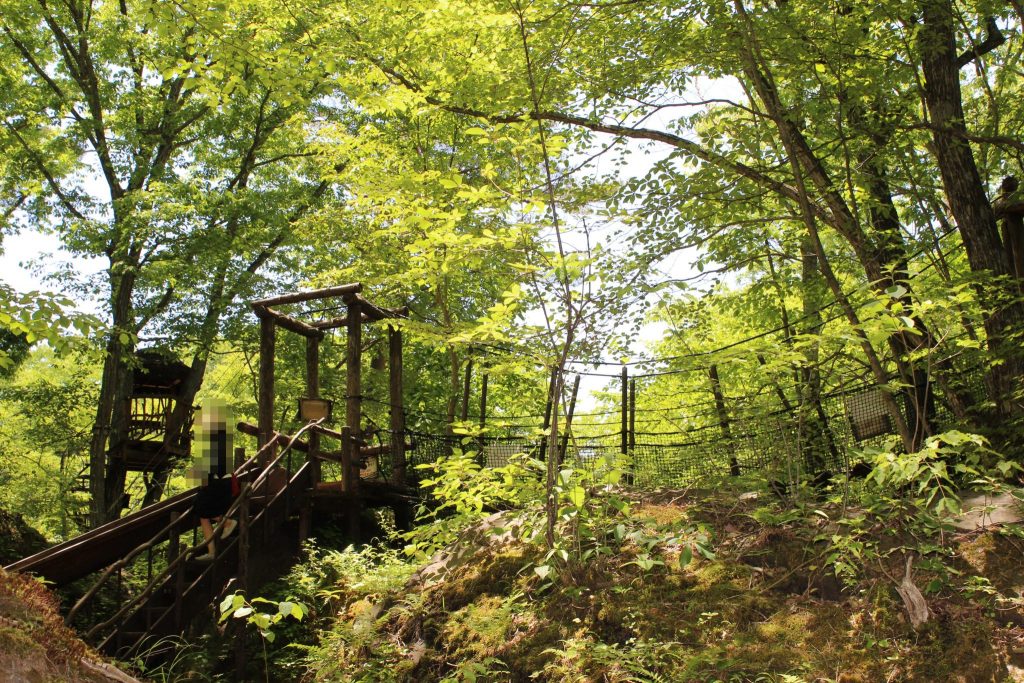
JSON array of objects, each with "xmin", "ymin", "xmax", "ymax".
[
  {"xmin": 0, "ymin": 567, "xmax": 135, "ymax": 682},
  {"xmin": 302, "ymin": 483, "xmax": 1024, "ymax": 682}
]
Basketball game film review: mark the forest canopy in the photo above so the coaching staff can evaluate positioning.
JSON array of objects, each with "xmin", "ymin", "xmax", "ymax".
[{"xmin": 0, "ymin": 0, "xmax": 1020, "ymax": 543}]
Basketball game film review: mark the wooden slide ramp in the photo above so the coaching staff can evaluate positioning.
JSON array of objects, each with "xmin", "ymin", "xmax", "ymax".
[
  {"xmin": 6, "ymin": 446, "xmax": 314, "ymax": 661},
  {"xmin": 5, "ymin": 488, "xmax": 200, "ymax": 586}
]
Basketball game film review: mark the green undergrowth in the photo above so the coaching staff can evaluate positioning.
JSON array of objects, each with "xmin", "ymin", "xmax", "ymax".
[{"xmin": 298, "ymin": 467, "xmax": 1024, "ymax": 682}]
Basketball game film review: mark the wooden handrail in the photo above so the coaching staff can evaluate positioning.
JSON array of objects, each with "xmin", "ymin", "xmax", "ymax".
[
  {"xmin": 65, "ymin": 504, "xmax": 195, "ymax": 624},
  {"xmin": 85, "ymin": 421, "xmax": 322, "ymax": 642},
  {"xmin": 67, "ymin": 447, "xmax": 265, "ymax": 625},
  {"xmin": 109, "ymin": 461, "xmax": 313, "ymax": 655}
]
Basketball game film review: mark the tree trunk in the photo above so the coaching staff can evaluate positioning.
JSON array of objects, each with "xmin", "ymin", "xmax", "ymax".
[
  {"xmin": 795, "ymin": 237, "xmax": 839, "ymax": 471},
  {"xmin": 89, "ymin": 266, "xmax": 137, "ymax": 526},
  {"xmin": 920, "ymin": 0, "xmax": 1024, "ymax": 417}
]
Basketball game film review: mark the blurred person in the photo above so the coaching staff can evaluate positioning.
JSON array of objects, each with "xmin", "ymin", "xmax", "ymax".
[{"xmin": 188, "ymin": 399, "xmax": 237, "ymax": 561}]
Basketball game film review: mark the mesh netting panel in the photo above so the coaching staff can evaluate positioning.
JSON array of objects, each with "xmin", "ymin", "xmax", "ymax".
[{"xmin": 394, "ymin": 365, "xmax": 987, "ymax": 490}]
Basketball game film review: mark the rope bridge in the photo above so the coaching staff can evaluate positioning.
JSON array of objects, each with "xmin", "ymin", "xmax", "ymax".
[{"xmin": 401, "ymin": 364, "xmax": 988, "ymax": 488}]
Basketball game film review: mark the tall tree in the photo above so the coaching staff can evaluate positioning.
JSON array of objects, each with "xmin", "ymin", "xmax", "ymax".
[{"xmin": 0, "ymin": 0, "xmax": 343, "ymax": 523}]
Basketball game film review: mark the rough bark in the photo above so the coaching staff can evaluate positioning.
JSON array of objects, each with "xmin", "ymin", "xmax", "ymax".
[
  {"xmin": 920, "ymin": 0, "xmax": 1024, "ymax": 417},
  {"xmin": 89, "ymin": 263, "xmax": 137, "ymax": 526}
]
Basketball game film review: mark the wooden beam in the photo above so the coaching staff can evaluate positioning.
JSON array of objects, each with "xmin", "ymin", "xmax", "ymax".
[
  {"xmin": 315, "ymin": 441, "xmax": 415, "ymax": 462},
  {"xmin": 252, "ymin": 283, "xmax": 363, "ymax": 307},
  {"xmin": 253, "ymin": 305, "xmax": 324, "ymax": 339},
  {"xmin": 238, "ymin": 421, "xmax": 403, "ymax": 458},
  {"xmin": 312, "ymin": 314, "xmax": 371, "ymax": 330},
  {"xmin": 258, "ymin": 315, "xmax": 276, "ymax": 465},
  {"xmin": 310, "ymin": 422, "xmax": 363, "ymax": 444},
  {"xmin": 347, "ymin": 294, "xmax": 391, "ymax": 321},
  {"xmin": 310, "ymin": 306, "xmax": 408, "ymax": 330}
]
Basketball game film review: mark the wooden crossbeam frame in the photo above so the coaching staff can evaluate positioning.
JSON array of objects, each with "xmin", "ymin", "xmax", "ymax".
[{"xmin": 249, "ymin": 283, "xmax": 410, "ymax": 537}]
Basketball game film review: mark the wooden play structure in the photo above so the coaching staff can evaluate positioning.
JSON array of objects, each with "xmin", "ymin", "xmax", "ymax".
[
  {"xmin": 123, "ymin": 351, "xmax": 194, "ymax": 466},
  {"xmin": 6, "ymin": 283, "xmax": 417, "ymax": 665},
  {"xmin": 249, "ymin": 282, "xmax": 413, "ymax": 534}
]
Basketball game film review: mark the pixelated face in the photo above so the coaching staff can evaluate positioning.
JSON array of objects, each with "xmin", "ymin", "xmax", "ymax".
[{"xmin": 200, "ymin": 398, "xmax": 229, "ymax": 431}]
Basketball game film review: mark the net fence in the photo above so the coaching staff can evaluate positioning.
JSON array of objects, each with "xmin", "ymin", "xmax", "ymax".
[{"xmin": 382, "ymin": 363, "xmax": 989, "ymax": 490}]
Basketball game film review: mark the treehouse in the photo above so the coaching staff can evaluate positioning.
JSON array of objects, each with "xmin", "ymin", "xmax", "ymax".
[{"xmin": 115, "ymin": 350, "xmax": 194, "ymax": 472}]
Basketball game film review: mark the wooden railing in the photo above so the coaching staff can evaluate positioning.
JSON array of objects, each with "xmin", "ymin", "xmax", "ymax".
[{"xmin": 74, "ymin": 420, "xmax": 323, "ymax": 655}]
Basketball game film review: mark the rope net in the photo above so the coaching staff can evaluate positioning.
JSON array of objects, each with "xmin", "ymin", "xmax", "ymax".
[{"xmin": 396, "ymin": 362, "xmax": 988, "ymax": 489}]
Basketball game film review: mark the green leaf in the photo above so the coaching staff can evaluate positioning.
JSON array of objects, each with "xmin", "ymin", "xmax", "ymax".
[
  {"xmin": 695, "ymin": 543, "xmax": 716, "ymax": 560},
  {"xmin": 568, "ymin": 486, "xmax": 586, "ymax": 508}
]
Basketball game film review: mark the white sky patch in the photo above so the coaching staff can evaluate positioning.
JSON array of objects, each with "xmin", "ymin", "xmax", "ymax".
[{"xmin": 0, "ymin": 231, "xmax": 104, "ymax": 302}]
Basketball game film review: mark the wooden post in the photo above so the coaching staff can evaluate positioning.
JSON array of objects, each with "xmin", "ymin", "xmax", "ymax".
[
  {"xmin": 620, "ymin": 367, "xmax": 628, "ymax": 456},
  {"xmin": 346, "ymin": 297, "xmax": 362, "ymax": 489},
  {"xmin": 538, "ymin": 368, "xmax": 557, "ymax": 462},
  {"xmin": 258, "ymin": 315, "xmax": 276, "ymax": 466},
  {"xmin": 709, "ymin": 364, "xmax": 741, "ymax": 476},
  {"xmin": 629, "ymin": 378, "xmax": 636, "ymax": 451},
  {"xmin": 168, "ymin": 512, "xmax": 183, "ymax": 631},
  {"xmin": 477, "ymin": 373, "xmax": 488, "ymax": 465},
  {"xmin": 237, "ymin": 489, "xmax": 250, "ymax": 593},
  {"xmin": 389, "ymin": 324, "xmax": 411, "ymax": 531},
  {"xmin": 460, "ymin": 358, "xmax": 473, "ymax": 422},
  {"xmin": 235, "ymin": 481, "xmax": 250, "ymax": 678},
  {"xmin": 345, "ymin": 296, "xmax": 362, "ymax": 539},
  {"xmin": 341, "ymin": 425, "xmax": 359, "ymax": 539},
  {"xmin": 559, "ymin": 375, "xmax": 580, "ymax": 465},
  {"xmin": 306, "ymin": 336, "xmax": 321, "ymax": 487}
]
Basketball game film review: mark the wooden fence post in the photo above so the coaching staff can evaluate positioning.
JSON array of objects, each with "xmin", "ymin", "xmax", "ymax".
[
  {"xmin": 235, "ymin": 482, "xmax": 250, "ymax": 678},
  {"xmin": 709, "ymin": 364, "xmax": 741, "ymax": 476},
  {"xmin": 167, "ymin": 511, "xmax": 182, "ymax": 631},
  {"xmin": 477, "ymin": 373, "xmax": 488, "ymax": 465},
  {"xmin": 258, "ymin": 314, "xmax": 276, "ymax": 466},
  {"xmin": 620, "ymin": 367, "xmax": 628, "ymax": 456},
  {"xmin": 461, "ymin": 358, "xmax": 473, "ymax": 423},
  {"xmin": 629, "ymin": 378, "xmax": 636, "ymax": 452},
  {"xmin": 344, "ymin": 296, "xmax": 362, "ymax": 541},
  {"xmin": 389, "ymin": 324, "xmax": 411, "ymax": 531}
]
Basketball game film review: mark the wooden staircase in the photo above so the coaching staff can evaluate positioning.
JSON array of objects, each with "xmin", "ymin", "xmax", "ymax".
[
  {"xmin": 8, "ymin": 433, "xmax": 316, "ymax": 663},
  {"xmin": 91, "ymin": 459, "xmax": 313, "ymax": 659}
]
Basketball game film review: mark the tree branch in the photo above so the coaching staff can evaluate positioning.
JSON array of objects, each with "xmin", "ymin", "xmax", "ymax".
[
  {"xmin": 366, "ymin": 58, "xmax": 834, "ymax": 227},
  {"xmin": 956, "ymin": 16, "xmax": 1005, "ymax": 68},
  {"xmin": 3, "ymin": 120, "xmax": 89, "ymax": 222}
]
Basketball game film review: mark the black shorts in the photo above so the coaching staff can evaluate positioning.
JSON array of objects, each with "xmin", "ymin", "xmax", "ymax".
[{"xmin": 195, "ymin": 478, "xmax": 233, "ymax": 518}]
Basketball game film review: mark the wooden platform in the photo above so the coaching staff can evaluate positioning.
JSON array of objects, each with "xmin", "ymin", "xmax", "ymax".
[
  {"xmin": 313, "ymin": 479, "xmax": 416, "ymax": 509},
  {"xmin": 119, "ymin": 439, "xmax": 186, "ymax": 471}
]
